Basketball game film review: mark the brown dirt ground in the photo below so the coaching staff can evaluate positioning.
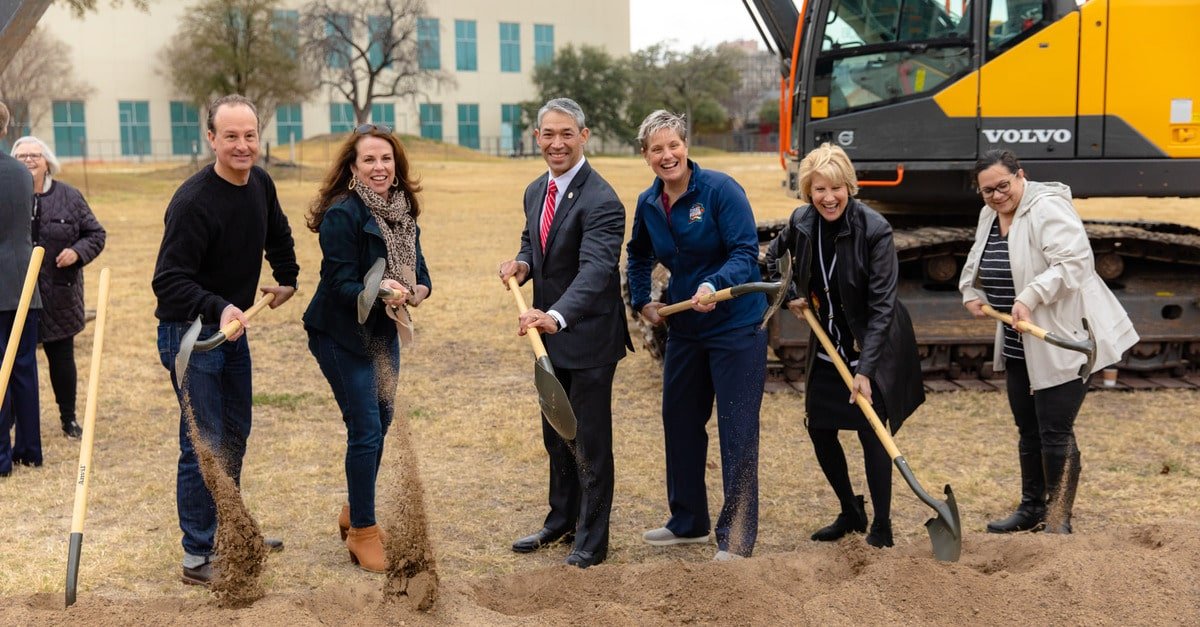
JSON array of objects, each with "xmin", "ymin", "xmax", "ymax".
[{"xmin": 1, "ymin": 153, "xmax": 1198, "ymax": 624}]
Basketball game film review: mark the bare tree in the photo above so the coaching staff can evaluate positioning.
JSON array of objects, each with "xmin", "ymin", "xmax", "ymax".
[
  {"xmin": 300, "ymin": 0, "xmax": 451, "ymax": 125},
  {"xmin": 61, "ymin": 0, "xmax": 152, "ymax": 17},
  {"xmin": 160, "ymin": 0, "xmax": 315, "ymax": 129},
  {"xmin": 0, "ymin": 26, "xmax": 92, "ymax": 144}
]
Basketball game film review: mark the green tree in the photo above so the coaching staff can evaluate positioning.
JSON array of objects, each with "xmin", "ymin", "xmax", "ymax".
[
  {"xmin": 626, "ymin": 44, "xmax": 742, "ymax": 139},
  {"xmin": 524, "ymin": 44, "xmax": 632, "ymax": 147},
  {"xmin": 161, "ymin": 0, "xmax": 314, "ymax": 129},
  {"xmin": 300, "ymin": 0, "xmax": 451, "ymax": 125}
]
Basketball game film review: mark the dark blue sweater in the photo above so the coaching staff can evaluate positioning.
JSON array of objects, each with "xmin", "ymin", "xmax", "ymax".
[{"xmin": 626, "ymin": 160, "xmax": 765, "ymax": 339}]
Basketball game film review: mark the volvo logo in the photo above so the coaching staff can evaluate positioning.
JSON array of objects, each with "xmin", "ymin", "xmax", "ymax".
[
  {"xmin": 836, "ymin": 130, "xmax": 854, "ymax": 146},
  {"xmin": 982, "ymin": 129, "xmax": 1072, "ymax": 144}
]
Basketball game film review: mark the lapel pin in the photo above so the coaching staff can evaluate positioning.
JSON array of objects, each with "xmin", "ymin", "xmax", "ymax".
[{"xmin": 568, "ymin": 192, "xmax": 574, "ymax": 199}]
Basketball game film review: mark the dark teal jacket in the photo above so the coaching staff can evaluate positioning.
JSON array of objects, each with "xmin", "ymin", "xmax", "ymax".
[{"xmin": 302, "ymin": 192, "xmax": 430, "ymax": 355}]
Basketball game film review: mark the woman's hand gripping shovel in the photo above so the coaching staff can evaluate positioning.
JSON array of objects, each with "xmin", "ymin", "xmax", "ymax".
[
  {"xmin": 506, "ymin": 277, "xmax": 577, "ymax": 440},
  {"xmin": 654, "ymin": 255, "xmax": 792, "ymax": 321},
  {"xmin": 980, "ymin": 304, "xmax": 1096, "ymax": 383},
  {"xmin": 174, "ymin": 292, "xmax": 276, "ymax": 383},
  {"xmin": 801, "ymin": 303, "xmax": 962, "ymax": 562}
]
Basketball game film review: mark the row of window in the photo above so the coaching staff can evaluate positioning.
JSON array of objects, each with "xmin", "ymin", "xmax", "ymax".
[
  {"xmin": 44, "ymin": 100, "xmax": 529, "ymax": 156},
  {"xmin": 420, "ymin": 19, "xmax": 553, "ymax": 72}
]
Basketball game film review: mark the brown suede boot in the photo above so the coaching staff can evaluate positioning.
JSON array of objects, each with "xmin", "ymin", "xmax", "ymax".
[
  {"xmin": 346, "ymin": 525, "xmax": 388, "ymax": 573},
  {"xmin": 338, "ymin": 504, "xmax": 350, "ymax": 541}
]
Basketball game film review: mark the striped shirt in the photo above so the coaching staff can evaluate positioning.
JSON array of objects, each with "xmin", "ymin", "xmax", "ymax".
[{"xmin": 978, "ymin": 218, "xmax": 1024, "ymax": 360}]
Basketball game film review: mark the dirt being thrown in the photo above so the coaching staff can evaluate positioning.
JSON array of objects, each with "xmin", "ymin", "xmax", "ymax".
[{"xmin": 182, "ymin": 391, "xmax": 267, "ymax": 608}]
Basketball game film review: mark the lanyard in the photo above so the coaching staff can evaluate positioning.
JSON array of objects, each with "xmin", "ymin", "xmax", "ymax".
[{"xmin": 816, "ymin": 220, "xmax": 847, "ymax": 360}]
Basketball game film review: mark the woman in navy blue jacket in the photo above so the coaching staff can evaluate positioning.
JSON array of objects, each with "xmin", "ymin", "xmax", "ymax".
[
  {"xmin": 303, "ymin": 125, "xmax": 430, "ymax": 572},
  {"xmin": 626, "ymin": 110, "xmax": 767, "ymax": 560}
]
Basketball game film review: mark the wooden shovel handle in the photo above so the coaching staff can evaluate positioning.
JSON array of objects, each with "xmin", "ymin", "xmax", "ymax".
[
  {"xmin": 507, "ymin": 277, "xmax": 550, "ymax": 360},
  {"xmin": 980, "ymin": 303, "xmax": 1049, "ymax": 340},
  {"xmin": 71, "ymin": 268, "xmax": 110, "ymax": 535},
  {"xmin": 219, "ymin": 292, "xmax": 276, "ymax": 337},
  {"xmin": 0, "ymin": 246, "xmax": 44, "ymax": 411},
  {"xmin": 656, "ymin": 286, "xmax": 735, "ymax": 317},
  {"xmin": 801, "ymin": 306, "xmax": 901, "ymax": 461}
]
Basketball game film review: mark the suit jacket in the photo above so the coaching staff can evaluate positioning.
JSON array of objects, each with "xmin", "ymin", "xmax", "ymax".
[
  {"xmin": 0, "ymin": 152, "xmax": 41, "ymax": 311},
  {"xmin": 515, "ymin": 160, "xmax": 630, "ymax": 370}
]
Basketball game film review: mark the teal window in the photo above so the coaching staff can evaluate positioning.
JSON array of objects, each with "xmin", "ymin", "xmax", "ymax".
[
  {"xmin": 277, "ymin": 103, "xmax": 303, "ymax": 144},
  {"xmin": 419, "ymin": 103, "xmax": 442, "ymax": 141},
  {"xmin": 52, "ymin": 100, "xmax": 86, "ymax": 157},
  {"xmin": 455, "ymin": 20, "xmax": 476, "ymax": 71},
  {"xmin": 418, "ymin": 18, "xmax": 440, "ymax": 70},
  {"xmin": 330, "ymin": 102, "xmax": 355, "ymax": 133},
  {"xmin": 368, "ymin": 15, "xmax": 390, "ymax": 68},
  {"xmin": 501, "ymin": 104, "xmax": 522, "ymax": 154},
  {"xmin": 272, "ymin": 9, "xmax": 299, "ymax": 58},
  {"xmin": 500, "ymin": 22, "xmax": 520, "ymax": 72},
  {"xmin": 118, "ymin": 100, "xmax": 151, "ymax": 156},
  {"xmin": 534, "ymin": 24, "xmax": 554, "ymax": 66},
  {"xmin": 457, "ymin": 103, "xmax": 479, "ymax": 149},
  {"xmin": 169, "ymin": 101, "xmax": 201, "ymax": 156},
  {"xmin": 370, "ymin": 102, "xmax": 395, "ymax": 128},
  {"xmin": 326, "ymin": 13, "xmax": 352, "ymax": 68}
]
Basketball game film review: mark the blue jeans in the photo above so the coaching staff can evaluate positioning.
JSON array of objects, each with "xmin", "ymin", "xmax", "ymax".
[
  {"xmin": 307, "ymin": 330, "xmax": 398, "ymax": 529},
  {"xmin": 1, "ymin": 310, "xmax": 41, "ymax": 472},
  {"xmin": 157, "ymin": 321, "xmax": 253, "ymax": 558}
]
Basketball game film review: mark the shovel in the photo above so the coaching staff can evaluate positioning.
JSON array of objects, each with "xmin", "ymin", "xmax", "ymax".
[
  {"xmin": 801, "ymin": 305, "xmax": 962, "ymax": 562},
  {"xmin": 980, "ymin": 304, "xmax": 1096, "ymax": 383},
  {"xmin": 0, "ymin": 246, "xmax": 43, "ymax": 410},
  {"xmin": 506, "ymin": 277, "xmax": 577, "ymax": 440},
  {"xmin": 65, "ymin": 267, "xmax": 111, "ymax": 608},
  {"xmin": 356, "ymin": 257, "xmax": 398, "ymax": 324},
  {"xmin": 174, "ymin": 292, "xmax": 276, "ymax": 382},
  {"xmin": 655, "ymin": 255, "xmax": 792, "ymax": 321}
]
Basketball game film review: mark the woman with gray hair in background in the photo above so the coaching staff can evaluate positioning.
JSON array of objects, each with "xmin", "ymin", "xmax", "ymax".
[
  {"xmin": 626, "ymin": 109, "xmax": 767, "ymax": 560},
  {"xmin": 11, "ymin": 136, "xmax": 106, "ymax": 439}
]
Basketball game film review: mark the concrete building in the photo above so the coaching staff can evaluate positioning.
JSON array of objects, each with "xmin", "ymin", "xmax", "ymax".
[{"xmin": 20, "ymin": 0, "xmax": 629, "ymax": 160}]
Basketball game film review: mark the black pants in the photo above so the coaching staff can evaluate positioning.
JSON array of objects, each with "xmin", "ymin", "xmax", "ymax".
[
  {"xmin": 808, "ymin": 426, "xmax": 893, "ymax": 522},
  {"xmin": 542, "ymin": 362, "xmax": 617, "ymax": 560},
  {"xmin": 41, "ymin": 336, "xmax": 78, "ymax": 424},
  {"xmin": 1004, "ymin": 358, "xmax": 1087, "ymax": 459}
]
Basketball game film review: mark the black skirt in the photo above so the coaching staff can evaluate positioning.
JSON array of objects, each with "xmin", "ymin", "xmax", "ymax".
[{"xmin": 805, "ymin": 357, "xmax": 889, "ymax": 431}]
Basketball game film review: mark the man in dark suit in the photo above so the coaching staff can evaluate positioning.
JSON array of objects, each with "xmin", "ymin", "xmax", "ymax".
[
  {"xmin": 498, "ymin": 97, "xmax": 630, "ymax": 568},
  {"xmin": 0, "ymin": 101, "xmax": 43, "ymax": 477}
]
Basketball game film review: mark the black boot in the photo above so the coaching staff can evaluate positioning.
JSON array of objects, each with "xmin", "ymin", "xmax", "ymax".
[
  {"xmin": 987, "ymin": 451, "xmax": 1046, "ymax": 533},
  {"xmin": 1043, "ymin": 449, "xmax": 1080, "ymax": 534},
  {"xmin": 865, "ymin": 518, "xmax": 893, "ymax": 548},
  {"xmin": 811, "ymin": 495, "xmax": 867, "ymax": 541}
]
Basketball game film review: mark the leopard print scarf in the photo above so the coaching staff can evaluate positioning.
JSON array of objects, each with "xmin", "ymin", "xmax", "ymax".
[{"xmin": 354, "ymin": 177, "xmax": 417, "ymax": 347}]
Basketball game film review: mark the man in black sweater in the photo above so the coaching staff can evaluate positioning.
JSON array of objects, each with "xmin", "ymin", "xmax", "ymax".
[{"xmin": 151, "ymin": 94, "xmax": 298, "ymax": 586}]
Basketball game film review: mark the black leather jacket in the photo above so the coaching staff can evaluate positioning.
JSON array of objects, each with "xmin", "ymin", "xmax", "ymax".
[{"xmin": 765, "ymin": 198, "xmax": 925, "ymax": 431}]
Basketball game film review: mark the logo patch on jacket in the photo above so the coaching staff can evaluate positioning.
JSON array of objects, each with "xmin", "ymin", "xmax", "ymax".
[{"xmin": 688, "ymin": 203, "xmax": 705, "ymax": 223}]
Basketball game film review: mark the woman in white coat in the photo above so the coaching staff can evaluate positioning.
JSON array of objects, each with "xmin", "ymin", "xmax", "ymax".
[{"xmin": 959, "ymin": 149, "xmax": 1138, "ymax": 534}]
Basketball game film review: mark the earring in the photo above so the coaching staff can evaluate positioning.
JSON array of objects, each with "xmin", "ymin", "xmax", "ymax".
[
  {"xmin": 347, "ymin": 175, "xmax": 358, "ymax": 191},
  {"xmin": 391, "ymin": 176, "xmax": 400, "ymax": 189}
]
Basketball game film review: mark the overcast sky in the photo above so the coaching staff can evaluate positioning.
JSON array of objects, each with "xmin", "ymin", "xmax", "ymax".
[{"xmin": 629, "ymin": 0, "xmax": 770, "ymax": 52}]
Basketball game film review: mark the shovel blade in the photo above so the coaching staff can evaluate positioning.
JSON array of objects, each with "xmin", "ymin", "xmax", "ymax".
[
  {"xmin": 174, "ymin": 317, "xmax": 203, "ymax": 384},
  {"xmin": 534, "ymin": 357, "xmax": 576, "ymax": 440},
  {"xmin": 923, "ymin": 484, "xmax": 963, "ymax": 562},
  {"xmin": 357, "ymin": 258, "xmax": 388, "ymax": 325}
]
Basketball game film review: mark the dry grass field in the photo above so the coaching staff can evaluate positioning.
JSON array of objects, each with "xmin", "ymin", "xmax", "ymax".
[{"xmin": 1, "ymin": 146, "xmax": 1198, "ymax": 623}]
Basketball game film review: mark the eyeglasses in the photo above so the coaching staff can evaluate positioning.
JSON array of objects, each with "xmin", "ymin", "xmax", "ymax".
[
  {"xmin": 355, "ymin": 123, "xmax": 392, "ymax": 135},
  {"xmin": 979, "ymin": 176, "xmax": 1015, "ymax": 198},
  {"xmin": 14, "ymin": 153, "xmax": 43, "ymax": 162}
]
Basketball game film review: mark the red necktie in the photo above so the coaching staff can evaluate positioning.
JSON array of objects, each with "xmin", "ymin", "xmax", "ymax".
[{"xmin": 539, "ymin": 179, "xmax": 558, "ymax": 253}]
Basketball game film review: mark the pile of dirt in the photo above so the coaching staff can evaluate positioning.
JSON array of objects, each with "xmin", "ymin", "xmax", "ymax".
[
  {"xmin": 9, "ymin": 521, "xmax": 1197, "ymax": 624},
  {"xmin": 181, "ymin": 393, "xmax": 266, "ymax": 608}
]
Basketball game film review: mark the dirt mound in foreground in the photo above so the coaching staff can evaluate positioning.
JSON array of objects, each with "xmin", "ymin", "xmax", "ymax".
[{"xmin": 7, "ymin": 522, "xmax": 1197, "ymax": 625}]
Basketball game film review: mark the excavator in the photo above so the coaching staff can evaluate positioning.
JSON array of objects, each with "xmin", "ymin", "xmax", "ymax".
[{"xmin": 733, "ymin": 0, "xmax": 1200, "ymax": 388}]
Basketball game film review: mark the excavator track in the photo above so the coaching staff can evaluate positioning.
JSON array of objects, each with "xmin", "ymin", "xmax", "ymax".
[{"xmin": 624, "ymin": 220, "xmax": 1200, "ymax": 392}]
